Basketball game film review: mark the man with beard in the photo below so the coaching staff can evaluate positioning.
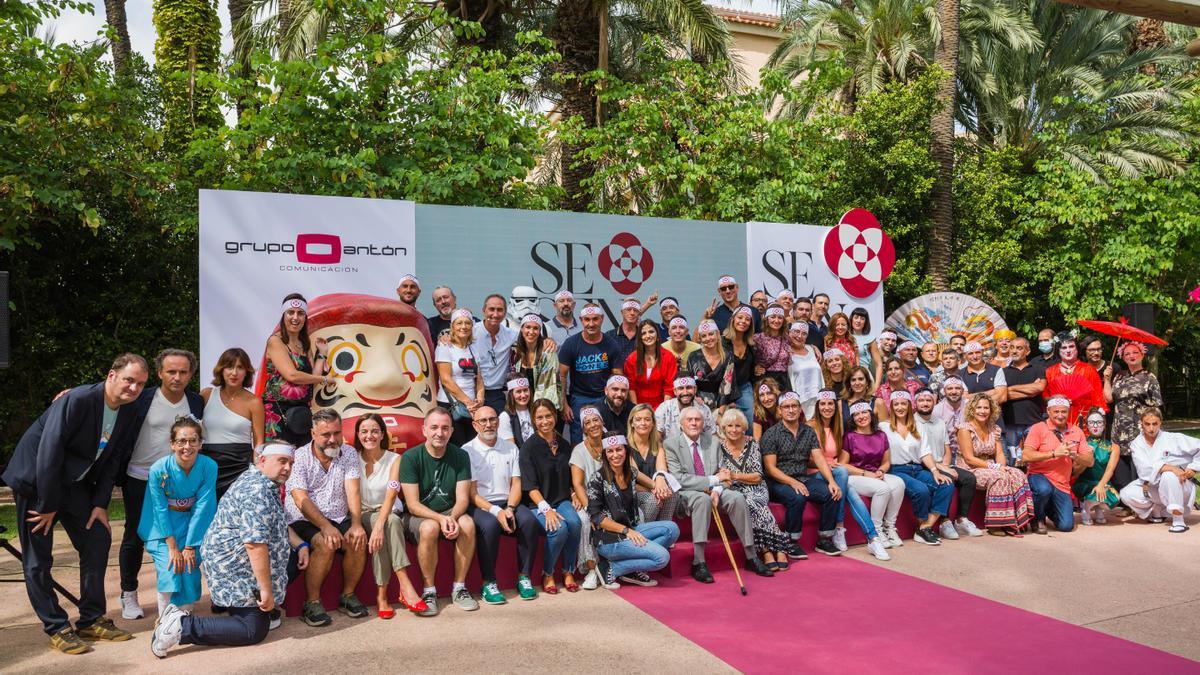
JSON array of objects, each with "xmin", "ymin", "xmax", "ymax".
[
  {"xmin": 426, "ymin": 286, "xmax": 459, "ymax": 344},
  {"xmin": 151, "ymin": 443, "xmax": 296, "ymax": 657},
  {"xmin": 286, "ymin": 409, "xmax": 369, "ymax": 627},
  {"xmin": 547, "ymin": 290, "xmax": 581, "ymax": 346},
  {"xmin": 927, "ymin": 348, "xmax": 962, "ymax": 397},
  {"xmin": 1001, "ymin": 337, "xmax": 1045, "ymax": 464},
  {"xmin": 914, "ymin": 389, "xmax": 983, "ymax": 539},
  {"xmin": 898, "ymin": 341, "xmax": 930, "ymax": 385},
  {"xmin": 559, "ymin": 304, "xmax": 621, "ymax": 442},
  {"xmin": 396, "ymin": 273, "xmax": 421, "ymax": 308},
  {"xmin": 933, "ymin": 378, "xmax": 968, "ymax": 461},
  {"xmin": 961, "ymin": 341, "xmax": 1008, "ymax": 406},
  {"xmin": 655, "ymin": 377, "xmax": 716, "ymax": 440},
  {"xmin": 598, "ymin": 375, "xmax": 632, "ymax": 434},
  {"xmin": 750, "ymin": 290, "xmax": 769, "ymax": 313},
  {"xmin": 1023, "ymin": 397, "xmax": 1092, "ymax": 534}
]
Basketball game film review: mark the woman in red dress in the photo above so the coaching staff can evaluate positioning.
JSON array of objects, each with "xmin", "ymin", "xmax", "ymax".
[{"xmin": 1043, "ymin": 333, "xmax": 1107, "ymax": 428}]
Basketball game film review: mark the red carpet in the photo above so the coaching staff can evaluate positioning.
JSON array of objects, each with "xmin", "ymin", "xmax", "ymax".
[{"xmin": 615, "ymin": 556, "xmax": 1200, "ymax": 674}]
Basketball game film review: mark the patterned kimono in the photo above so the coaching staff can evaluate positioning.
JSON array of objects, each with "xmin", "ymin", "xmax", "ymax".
[
  {"xmin": 139, "ymin": 454, "xmax": 218, "ymax": 606},
  {"xmin": 1110, "ymin": 371, "xmax": 1163, "ymax": 453}
]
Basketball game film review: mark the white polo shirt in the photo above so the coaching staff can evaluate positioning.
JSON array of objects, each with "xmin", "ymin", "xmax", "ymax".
[{"xmin": 463, "ymin": 435, "xmax": 521, "ymax": 503}]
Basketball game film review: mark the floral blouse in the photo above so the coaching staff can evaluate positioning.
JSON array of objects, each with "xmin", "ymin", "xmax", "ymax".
[{"xmin": 1110, "ymin": 370, "xmax": 1162, "ymax": 453}]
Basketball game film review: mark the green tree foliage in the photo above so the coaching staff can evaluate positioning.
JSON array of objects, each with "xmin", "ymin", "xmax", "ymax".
[{"xmin": 154, "ymin": 0, "xmax": 222, "ymax": 150}]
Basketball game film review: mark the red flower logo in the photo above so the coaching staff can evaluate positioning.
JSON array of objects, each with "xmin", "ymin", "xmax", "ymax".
[
  {"xmin": 598, "ymin": 232, "xmax": 654, "ymax": 294},
  {"xmin": 822, "ymin": 208, "xmax": 895, "ymax": 299}
]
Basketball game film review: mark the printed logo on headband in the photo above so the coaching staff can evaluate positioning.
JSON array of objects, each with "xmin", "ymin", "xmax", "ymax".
[
  {"xmin": 889, "ymin": 390, "xmax": 913, "ymax": 403},
  {"xmin": 824, "ymin": 347, "xmax": 844, "ymax": 360},
  {"xmin": 506, "ymin": 378, "xmax": 530, "ymax": 391},
  {"xmin": 776, "ymin": 290, "xmax": 794, "ymax": 300},
  {"xmin": 580, "ymin": 306, "xmax": 604, "ymax": 318},
  {"xmin": 817, "ymin": 390, "xmax": 838, "ymax": 401},
  {"xmin": 674, "ymin": 376, "xmax": 696, "ymax": 389},
  {"xmin": 619, "ymin": 300, "xmax": 641, "ymax": 312},
  {"xmin": 580, "ymin": 406, "xmax": 603, "ymax": 422},
  {"xmin": 849, "ymin": 402, "xmax": 872, "ymax": 415},
  {"xmin": 964, "ymin": 341, "xmax": 984, "ymax": 353},
  {"xmin": 879, "ymin": 330, "xmax": 897, "ymax": 340},
  {"xmin": 554, "ymin": 290, "xmax": 574, "ymax": 302},
  {"xmin": 601, "ymin": 435, "xmax": 628, "ymax": 449},
  {"xmin": 397, "ymin": 273, "xmax": 420, "ymax": 288},
  {"xmin": 698, "ymin": 320, "xmax": 719, "ymax": 334},
  {"xmin": 915, "ymin": 389, "xmax": 937, "ymax": 400},
  {"xmin": 1047, "ymin": 396, "xmax": 1071, "ymax": 409},
  {"xmin": 660, "ymin": 298, "xmax": 679, "ymax": 309},
  {"xmin": 257, "ymin": 442, "xmax": 296, "ymax": 459},
  {"xmin": 758, "ymin": 383, "xmax": 772, "ymax": 395},
  {"xmin": 520, "ymin": 314, "xmax": 543, "ymax": 326},
  {"xmin": 606, "ymin": 375, "xmax": 629, "ymax": 389},
  {"xmin": 790, "ymin": 322, "xmax": 809, "ymax": 333},
  {"xmin": 283, "ymin": 298, "xmax": 308, "ymax": 313},
  {"xmin": 765, "ymin": 307, "xmax": 785, "ymax": 318},
  {"xmin": 669, "ymin": 317, "xmax": 689, "ymax": 329},
  {"xmin": 942, "ymin": 377, "xmax": 965, "ymax": 389},
  {"xmin": 451, "ymin": 309, "xmax": 473, "ymax": 323},
  {"xmin": 733, "ymin": 305, "xmax": 753, "ymax": 318},
  {"xmin": 898, "ymin": 341, "xmax": 917, "ymax": 352},
  {"xmin": 717, "ymin": 275, "xmax": 737, "ymax": 287},
  {"xmin": 779, "ymin": 391, "xmax": 801, "ymax": 403}
]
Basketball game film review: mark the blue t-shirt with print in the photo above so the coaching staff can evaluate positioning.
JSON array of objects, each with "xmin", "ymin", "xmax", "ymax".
[{"xmin": 558, "ymin": 333, "xmax": 620, "ymax": 399}]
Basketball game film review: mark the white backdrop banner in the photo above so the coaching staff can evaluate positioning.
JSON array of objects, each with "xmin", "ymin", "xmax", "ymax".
[
  {"xmin": 745, "ymin": 220, "xmax": 887, "ymax": 341},
  {"xmin": 198, "ymin": 190, "xmax": 416, "ymax": 377}
]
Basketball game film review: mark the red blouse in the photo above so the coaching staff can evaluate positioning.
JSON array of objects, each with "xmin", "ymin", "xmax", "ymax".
[{"xmin": 624, "ymin": 348, "xmax": 678, "ymax": 410}]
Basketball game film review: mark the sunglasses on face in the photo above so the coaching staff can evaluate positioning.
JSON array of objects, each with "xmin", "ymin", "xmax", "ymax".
[{"xmin": 719, "ymin": 285, "xmax": 735, "ymax": 292}]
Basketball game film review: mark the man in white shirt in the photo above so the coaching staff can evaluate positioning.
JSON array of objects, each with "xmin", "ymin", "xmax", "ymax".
[
  {"xmin": 933, "ymin": 378, "xmax": 968, "ymax": 460},
  {"xmin": 464, "ymin": 407, "xmax": 539, "ymax": 604},
  {"xmin": 119, "ymin": 349, "xmax": 205, "ymax": 620},
  {"xmin": 475, "ymin": 294, "xmax": 558, "ymax": 415},
  {"xmin": 655, "ymin": 377, "xmax": 716, "ymax": 440},
  {"xmin": 546, "ymin": 290, "xmax": 582, "ymax": 346},
  {"xmin": 914, "ymin": 389, "xmax": 983, "ymax": 539}
]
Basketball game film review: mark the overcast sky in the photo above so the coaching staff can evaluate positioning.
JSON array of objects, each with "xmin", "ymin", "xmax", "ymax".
[{"xmin": 51, "ymin": 0, "xmax": 779, "ymax": 64}]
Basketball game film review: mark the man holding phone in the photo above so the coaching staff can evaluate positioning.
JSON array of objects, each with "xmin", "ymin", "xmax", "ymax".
[
  {"xmin": 151, "ymin": 442, "xmax": 297, "ymax": 657},
  {"xmin": 1023, "ymin": 396, "xmax": 1093, "ymax": 534}
]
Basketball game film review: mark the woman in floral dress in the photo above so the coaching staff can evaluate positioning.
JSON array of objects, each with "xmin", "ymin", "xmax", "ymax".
[
  {"xmin": 262, "ymin": 293, "xmax": 330, "ymax": 443},
  {"xmin": 955, "ymin": 393, "xmax": 1034, "ymax": 536}
]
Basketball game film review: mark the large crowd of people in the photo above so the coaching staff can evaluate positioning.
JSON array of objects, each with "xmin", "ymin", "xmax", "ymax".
[{"xmin": 5, "ymin": 274, "xmax": 1198, "ymax": 659}]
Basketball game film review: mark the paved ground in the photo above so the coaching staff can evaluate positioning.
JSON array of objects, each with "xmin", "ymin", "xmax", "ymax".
[{"xmin": 1, "ymin": 513, "xmax": 1196, "ymax": 672}]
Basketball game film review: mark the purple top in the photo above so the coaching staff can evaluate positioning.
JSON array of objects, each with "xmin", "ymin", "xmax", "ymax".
[{"xmin": 842, "ymin": 431, "xmax": 889, "ymax": 472}]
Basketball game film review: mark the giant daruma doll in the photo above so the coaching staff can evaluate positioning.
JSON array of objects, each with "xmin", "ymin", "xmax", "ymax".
[{"xmin": 295, "ymin": 293, "xmax": 435, "ymax": 450}]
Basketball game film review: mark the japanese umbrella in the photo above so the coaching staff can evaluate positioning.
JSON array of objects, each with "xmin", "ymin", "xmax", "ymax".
[{"xmin": 1075, "ymin": 317, "xmax": 1168, "ymax": 368}]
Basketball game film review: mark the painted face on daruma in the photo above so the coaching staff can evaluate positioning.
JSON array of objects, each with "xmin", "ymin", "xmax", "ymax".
[{"xmin": 305, "ymin": 293, "xmax": 435, "ymax": 451}]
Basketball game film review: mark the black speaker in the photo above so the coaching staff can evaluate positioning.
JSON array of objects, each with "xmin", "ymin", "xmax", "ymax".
[
  {"xmin": 0, "ymin": 271, "xmax": 8, "ymax": 369},
  {"xmin": 1122, "ymin": 302, "xmax": 1157, "ymax": 353}
]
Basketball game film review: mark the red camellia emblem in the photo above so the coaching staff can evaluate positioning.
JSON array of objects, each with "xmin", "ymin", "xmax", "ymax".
[
  {"xmin": 822, "ymin": 208, "xmax": 895, "ymax": 299},
  {"xmin": 598, "ymin": 232, "xmax": 654, "ymax": 294}
]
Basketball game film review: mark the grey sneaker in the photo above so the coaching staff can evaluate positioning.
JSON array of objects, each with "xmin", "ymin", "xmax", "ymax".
[
  {"xmin": 452, "ymin": 587, "xmax": 479, "ymax": 611},
  {"xmin": 418, "ymin": 590, "xmax": 439, "ymax": 617},
  {"xmin": 938, "ymin": 520, "xmax": 960, "ymax": 540}
]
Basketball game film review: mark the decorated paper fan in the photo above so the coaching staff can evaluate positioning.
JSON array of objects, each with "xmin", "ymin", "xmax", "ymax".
[{"xmin": 885, "ymin": 292, "xmax": 1009, "ymax": 348}]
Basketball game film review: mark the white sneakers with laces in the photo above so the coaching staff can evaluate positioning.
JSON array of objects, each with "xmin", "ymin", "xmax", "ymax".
[
  {"xmin": 832, "ymin": 527, "xmax": 849, "ymax": 552},
  {"xmin": 956, "ymin": 517, "xmax": 984, "ymax": 537},
  {"xmin": 939, "ymin": 520, "xmax": 961, "ymax": 540},
  {"xmin": 867, "ymin": 537, "xmax": 891, "ymax": 561},
  {"xmin": 121, "ymin": 590, "xmax": 144, "ymax": 620}
]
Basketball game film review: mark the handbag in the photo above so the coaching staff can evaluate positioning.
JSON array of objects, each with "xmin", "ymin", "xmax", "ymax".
[{"xmin": 449, "ymin": 400, "xmax": 472, "ymax": 422}]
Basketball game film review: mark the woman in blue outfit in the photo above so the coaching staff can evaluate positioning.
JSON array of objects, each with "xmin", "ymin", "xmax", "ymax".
[
  {"xmin": 520, "ymin": 399, "xmax": 583, "ymax": 594},
  {"xmin": 588, "ymin": 432, "xmax": 680, "ymax": 588},
  {"xmin": 139, "ymin": 416, "xmax": 218, "ymax": 616}
]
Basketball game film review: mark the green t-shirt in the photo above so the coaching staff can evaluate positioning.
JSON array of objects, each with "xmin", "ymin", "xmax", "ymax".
[{"xmin": 398, "ymin": 443, "xmax": 471, "ymax": 514}]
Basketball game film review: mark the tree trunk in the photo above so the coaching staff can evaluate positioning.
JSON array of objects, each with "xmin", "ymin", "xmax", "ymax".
[
  {"xmin": 927, "ymin": 0, "xmax": 958, "ymax": 291},
  {"xmin": 228, "ymin": 0, "xmax": 251, "ymax": 119},
  {"xmin": 551, "ymin": 0, "xmax": 600, "ymax": 212},
  {"xmin": 1133, "ymin": 18, "xmax": 1169, "ymax": 77},
  {"xmin": 103, "ymin": 0, "xmax": 132, "ymax": 75}
]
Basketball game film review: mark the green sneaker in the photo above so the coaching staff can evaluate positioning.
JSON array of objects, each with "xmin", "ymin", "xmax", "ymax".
[
  {"xmin": 516, "ymin": 574, "xmax": 537, "ymax": 601},
  {"xmin": 480, "ymin": 581, "xmax": 506, "ymax": 605}
]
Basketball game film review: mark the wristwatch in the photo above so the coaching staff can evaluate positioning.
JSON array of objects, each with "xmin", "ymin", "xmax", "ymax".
[{"xmin": 621, "ymin": 526, "xmax": 630, "ymax": 535}]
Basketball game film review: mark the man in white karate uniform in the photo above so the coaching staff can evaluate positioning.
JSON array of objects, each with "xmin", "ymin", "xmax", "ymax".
[{"xmin": 1119, "ymin": 407, "xmax": 1200, "ymax": 534}]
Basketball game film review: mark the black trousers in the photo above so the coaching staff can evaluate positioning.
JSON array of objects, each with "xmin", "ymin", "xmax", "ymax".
[
  {"xmin": 1112, "ymin": 455, "xmax": 1136, "ymax": 492},
  {"xmin": 470, "ymin": 500, "xmax": 539, "ymax": 580},
  {"xmin": 936, "ymin": 466, "xmax": 978, "ymax": 519},
  {"xmin": 483, "ymin": 389, "xmax": 507, "ymax": 417},
  {"xmin": 15, "ymin": 487, "xmax": 111, "ymax": 635},
  {"xmin": 118, "ymin": 476, "xmax": 147, "ymax": 593},
  {"xmin": 181, "ymin": 606, "xmax": 270, "ymax": 647}
]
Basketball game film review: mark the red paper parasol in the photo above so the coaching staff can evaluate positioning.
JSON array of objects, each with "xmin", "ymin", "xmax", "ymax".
[{"xmin": 1075, "ymin": 318, "xmax": 1167, "ymax": 346}]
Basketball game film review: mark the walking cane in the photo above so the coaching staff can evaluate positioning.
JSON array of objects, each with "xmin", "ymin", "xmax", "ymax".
[{"xmin": 711, "ymin": 502, "xmax": 748, "ymax": 596}]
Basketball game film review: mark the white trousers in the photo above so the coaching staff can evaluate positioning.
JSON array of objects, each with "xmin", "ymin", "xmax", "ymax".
[
  {"xmin": 1119, "ymin": 474, "xmax": 1195, "ymax": 519},
  {"xmin": 848, "ymin": 474, "xmax": 906, "ymax": 527}
]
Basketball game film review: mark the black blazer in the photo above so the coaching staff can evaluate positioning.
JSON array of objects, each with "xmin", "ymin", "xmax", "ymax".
[
  {"xmin": 2, "ymin": 382, "xmax": 140, "ymax": 513},
  {"xmin": 115, "ymin": 387, "xmax": 206, "ymax": 484}
]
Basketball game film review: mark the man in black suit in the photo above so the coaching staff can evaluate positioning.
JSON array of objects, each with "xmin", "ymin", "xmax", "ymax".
[{"xmin": 2, "ymin": 353, "xmax": 149, "ymax": 654}]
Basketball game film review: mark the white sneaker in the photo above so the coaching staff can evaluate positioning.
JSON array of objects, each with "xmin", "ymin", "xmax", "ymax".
[
  {"xmin": 956, "ymin": 518, "xmax": 984, "ymax": 537},
  {"xmin": 867, "ymin": 537, "xmax": 891, "ymax": 561},
  {"xmin": 886, "ymin": 524, "xmax": 904, "ymax": 548},
  {"xmin": 150, "ymin": 604, "xmax": 187, "ymax": 658},
  {"xmin": 877, "ymin": 524, "xmax": 894, "ymax": 548},
  {"xmin": 581, "ymin": 568, "xmax": 600, "ymax": 591},
  {"xmin": 939, "ymin": 520, "xmax": 960, "ymax": 540},
  {"xmin": 121, "ymin": 590, "xmax": 144, "ymax": 620},
  {"xmin": 268, "ymin": 609, "xmax": 282, "ymax": 630},
  {"xmin": 832, "ymin": 527, "xmax": 848, "ymax": 552}
]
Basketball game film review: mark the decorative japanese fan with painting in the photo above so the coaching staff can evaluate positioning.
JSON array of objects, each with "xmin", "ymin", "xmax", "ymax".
[{"xmin": 885, "ymin": 292, "xmax": 1008, "ymax": 348}]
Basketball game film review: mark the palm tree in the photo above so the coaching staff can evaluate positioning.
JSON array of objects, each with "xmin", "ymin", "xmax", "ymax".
[
  {"xmin": 928, "ymin": 0, "xmax": 956, "ymax": 291},
  {"xmin": 102, "ymin": 0, "xmax": 132, "ymax": 75},
  {"xmin": 969, "ymin": 1, "xmax": 1192, "ymax": 180}
]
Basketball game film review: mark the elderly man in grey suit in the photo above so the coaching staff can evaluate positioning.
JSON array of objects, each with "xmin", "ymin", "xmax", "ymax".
[{"xmin": 664, "ymin": 407, "xmax": 773, "ymax": 583}]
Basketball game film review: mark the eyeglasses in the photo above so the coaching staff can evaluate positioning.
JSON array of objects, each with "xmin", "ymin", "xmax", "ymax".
[
  {"xmin": 719, "ymin": 285, "xmax": 735, "ymax": 292},
  {"xmin": 172, "ymin": 438, "xmax": 201, "ymax": 447},
  {"xmin": 475, "ymin": 417, "xmax": 499, "ymax": 425}
]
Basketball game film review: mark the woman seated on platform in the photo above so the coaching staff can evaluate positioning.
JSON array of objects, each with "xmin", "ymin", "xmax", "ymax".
[
  {"xmin": 140, "ymin": 416, "xmax": 218, "ymax": 616},
  {"xmin": 840, "ymin": 402, "xmax": 903, "ymax": 558},
  {"xmin": 1075, "ymin": 408, "xmax": 1121, "ymax": 525},
  {"xmin": 521, "ymin": 399, "xmax": 583, "ymax": 593},
  {"xmin": 716, "ymin": 409, "xmax": 790, "ymax": 572},
  {"xmin": 570, "ymin": 406, "xmax": 606, "ymax": 590},
  {"xmin": 956, "ymin": 393, "xmax": 1035, "ymax": 537},
  {"xmin": 355, "ymin": 413, "xmax": 425, "ymax": 617},
  {"xmin": 588, "ymin": 432, "xmax": 681, "ymax": 588},
  {"xmin": 626, "ymin": 404, "xmax": 679, "ymax": 522},
  {"xmin": 753, "ymin": 378, "xmax": 781, "ymax": 440}
]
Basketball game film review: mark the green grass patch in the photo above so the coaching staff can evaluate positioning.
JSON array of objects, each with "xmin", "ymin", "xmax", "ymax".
[
  {"xmin": 0, "ymin": 499, "xmax": 125, "ymax": 540},
  {"xmin": 1181, "ymin": 429, "xmax": 1200, "ymax": 440}
]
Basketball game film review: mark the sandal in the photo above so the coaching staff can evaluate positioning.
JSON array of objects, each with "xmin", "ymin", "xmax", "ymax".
[
  {"xmin": 564, "ymin": 575, "xmax": 580, "ymax": 592},
  {"xmin": 542, "ymin": 575, "xmax": 559, "ymax": 595}
]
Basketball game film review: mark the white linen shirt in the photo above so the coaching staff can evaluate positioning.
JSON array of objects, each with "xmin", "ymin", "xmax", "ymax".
[
  {"xmin": 879, "ymin": 421, "xmax": 931, "ymax": 465},
  {"xmin": 463, "ymin": 435, "xmax": 521, "ymax": 503}
]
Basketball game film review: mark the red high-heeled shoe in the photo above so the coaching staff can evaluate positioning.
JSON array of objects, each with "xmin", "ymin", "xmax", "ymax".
[
  {"xmin": 378, "ymin": 607, "xmax": 395, "ymax": 619},
  {"xmin": 400, "ymin": 596, "xmax": 429, "ymax": 613}
]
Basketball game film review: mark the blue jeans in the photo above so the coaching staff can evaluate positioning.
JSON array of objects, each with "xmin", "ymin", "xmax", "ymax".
[
  {"xmin": 830, "ymin": 466, "xmax": 878, "ymax": 539},
  {"xmin": 568, "ymin": 394, "xmax": 604, "ymax": 444},
  {"xmin": 734, "ymin": 383, "xmax": 754, "ymax": 428},
  {"xmin": 595, "ymin": 521, "xmax": 680, "ymax": 578},
  {"xmin": 1029, "ymin": 474, "xmax": 1075, "ymax": 532},
  {"xmin": 1003, "ymin": 424, "xmax": 1031, "ymax": 465},
  {"xmin": 889, "ymin": 463, "xmax": 953, "ymax": 521},
  {"xmin": 768, "ymin": 473, "xmax": 841, "ymax": 536},
  {"xmin": 181, "ymin": 606, "xmax": 269, "ymax": 647},
  {"xmin": 536, "ymin": 500, "xmax": 582, "ymax": 575}
]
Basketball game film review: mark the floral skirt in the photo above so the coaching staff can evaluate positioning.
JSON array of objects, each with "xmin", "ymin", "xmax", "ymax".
[{"xmin": 971, "ymin": 466, "xmax": 1034, "ymax": 529}]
